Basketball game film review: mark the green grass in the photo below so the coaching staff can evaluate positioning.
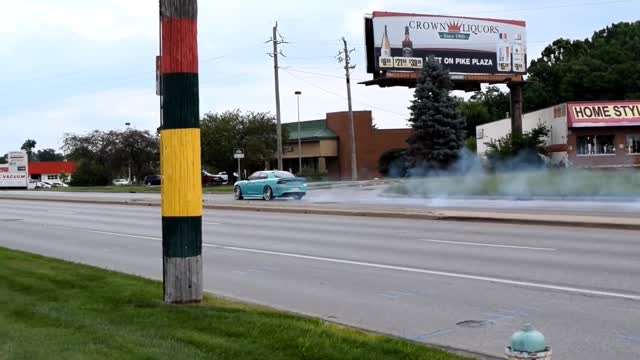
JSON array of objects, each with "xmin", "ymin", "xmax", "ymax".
[
  {"xmin": 37, "ymin": 185, "xmax": 234, "ymax": 194},
  {"xmin": 384, "ymin": 169, "xmax": 640, "ymax": 198},
  {"xmin": 0, "ymin": 247, "xmax": 469, "ymax": 360}
]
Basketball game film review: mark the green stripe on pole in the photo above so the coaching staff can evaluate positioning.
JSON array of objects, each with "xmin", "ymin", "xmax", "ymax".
[
  {"xmin": 161, "ymin": 73, "xmax": 200, "ymax": 130},
  {"xmin": 162, "ymin": 217, "xmax": 202, "ymax": 258}
]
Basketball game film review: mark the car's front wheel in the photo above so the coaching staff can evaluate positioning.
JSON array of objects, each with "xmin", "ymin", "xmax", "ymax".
[
  {"xmin": 263, "ymin": 186, "xmax": 273, "ymax": 201},
  {"xmin": 294, "ymin": 194, "xmax": 304, "ymax": 200},
  {"xmin": 234, "ymin": 186, "xmax": 243, "ymax": 200}
]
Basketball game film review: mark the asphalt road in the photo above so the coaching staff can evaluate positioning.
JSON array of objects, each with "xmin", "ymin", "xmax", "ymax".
[
  {"xmin": 1, "ymin": 199, "xmax": 639, "ymax": 359},
  {"xmin": 3, "ymin": 188, "xmax": 640, "ymax": 218}
]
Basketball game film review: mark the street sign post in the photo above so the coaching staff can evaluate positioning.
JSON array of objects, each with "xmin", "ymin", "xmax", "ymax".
[{"xmin": 234, "ymin": 148, "xmax": 244, "ymax": 181}]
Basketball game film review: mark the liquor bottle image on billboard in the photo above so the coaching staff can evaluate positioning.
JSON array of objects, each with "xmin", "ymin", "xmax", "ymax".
[
  {"xmin": 512, "ymin": 33, "xmax": 525, "ymax": 72},
  {"xmin": 381, "ymin": 25, "xmax": 392, "ymax": 58},
  {"xmin": 402, "ymin": 26, "xmax": 413, "ymax": 57},
  {"xmin": 497, "ymin": 33, "xmax": 512, "ymax": 72}
]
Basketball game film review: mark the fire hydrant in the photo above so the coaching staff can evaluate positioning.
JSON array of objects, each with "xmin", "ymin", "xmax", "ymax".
[{"xmin": 505, "ymin": 324, "xmax": 552, "ymax": 359}]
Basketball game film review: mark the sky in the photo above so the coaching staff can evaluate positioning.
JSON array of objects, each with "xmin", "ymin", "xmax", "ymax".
[{"xmin": 1, "ymin": 0, "xmax": 638, "ymax": 152}]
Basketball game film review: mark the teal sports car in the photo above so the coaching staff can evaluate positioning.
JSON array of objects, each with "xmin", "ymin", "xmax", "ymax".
[{"xmin": 233, "ymin": 170, "xmax": 307, "ymax": 201}]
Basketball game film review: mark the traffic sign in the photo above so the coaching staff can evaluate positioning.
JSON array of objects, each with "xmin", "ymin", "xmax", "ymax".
[{"xmin": 233, "ymin": 148, "xmax": 245, "ymax": 159}]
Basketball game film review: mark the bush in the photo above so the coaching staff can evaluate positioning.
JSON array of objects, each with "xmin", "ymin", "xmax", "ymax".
[
  {"xmin": 70, "ymin": 160, "xmax": 111, "ymax": 186},
  {"xmin": 298, "ymin": 168, "xmax": 328, "ymax": 181},
  {"xmin": 484, "ymin": 123, "xmax": 550, "ymax": 172},
  {"xmin": 378, "ymin": 149, "xmax": 408, "ymax": 178}
]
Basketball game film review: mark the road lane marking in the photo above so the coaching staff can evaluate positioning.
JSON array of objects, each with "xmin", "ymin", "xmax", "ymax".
[
  {"xmin": 50, "ymin": 226, "xmax": 161, "ymax": 241},
  {"xmin": 47, "ymin": 211, "xmax": 76, "ymax": 215},
  {"xmin": 203, "ymin": 222, "xmax": 220, "ymax": 225},
  {"xmin": 419, "ymin": 239, "xmax": 557, "ymax": 251},
  {"xmin": 48, "ymin": 226, "xmax": 640, "ymax": 301}
]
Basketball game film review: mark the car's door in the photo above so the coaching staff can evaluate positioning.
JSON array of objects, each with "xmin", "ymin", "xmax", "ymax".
[
  {"xmin": 255, "ymin": 172, "xmax": 269, "ymax": 194},
  {"xmin": 245, "ymin": 172, "xmax": 261, "ymax": 196}
]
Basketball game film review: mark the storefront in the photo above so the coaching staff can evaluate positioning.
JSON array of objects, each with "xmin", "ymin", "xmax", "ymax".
[
  {"xmin": 275, "ymin": 111, "xmax": 412, "ymax": 179},
  {"xmin": 477, "ymin": 100, "xmax": 640, "ymax": 168}
]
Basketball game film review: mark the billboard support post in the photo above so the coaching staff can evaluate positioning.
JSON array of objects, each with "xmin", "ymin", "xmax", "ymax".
[{"xmin": 508, "ymin": 83, "xmax": 523, "ymax": 136}]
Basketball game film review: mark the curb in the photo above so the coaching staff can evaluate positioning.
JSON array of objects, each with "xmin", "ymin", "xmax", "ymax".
[{"xmin": 1, "ymin": 195, "xmax": 639, "ymax": 231}]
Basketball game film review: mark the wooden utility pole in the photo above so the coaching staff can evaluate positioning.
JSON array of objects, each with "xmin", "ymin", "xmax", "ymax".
[
  {"xmin": 338, "ymin": 38, "xmax": 358, "ymax": 181},
  {"xmin": 159, "ymin": 0, "xmax": 203, "ymax": 304}
]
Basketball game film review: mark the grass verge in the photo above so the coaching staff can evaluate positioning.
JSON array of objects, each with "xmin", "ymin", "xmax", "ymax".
[
  {"xmin": 384, "ymin": 169, "xmax": 640, "ymax": 198},
  {"xmin": 0, "ymin": 247, "xmax": 470, "ymax": 360},
  {"xmin": 36, "ymin": 185, "xmax": 234, "ymax": 194}
]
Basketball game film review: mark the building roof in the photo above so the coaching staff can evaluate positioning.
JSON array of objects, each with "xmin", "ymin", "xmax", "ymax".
[
  {"xmin": 29, "ymin": 162, "xmax": 76, "ymax": 175},
  {"xmin": 283, "ymin": 119, "xmax": 338, "ymax": 142}
]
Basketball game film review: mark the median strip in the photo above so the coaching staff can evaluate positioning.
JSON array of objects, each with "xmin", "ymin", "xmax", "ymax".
[{"xmin": 1, "ymin": 194, "xmax": 639, "ymax": 231}]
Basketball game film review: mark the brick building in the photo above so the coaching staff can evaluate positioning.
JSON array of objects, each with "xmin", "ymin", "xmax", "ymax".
[
  {"xmin": 477, "ymin": 100, "xmax": 640, "ymax": 168},
  {"xmin": 277, "ymin": 111, "xmax": 412, "ymax": 179}
]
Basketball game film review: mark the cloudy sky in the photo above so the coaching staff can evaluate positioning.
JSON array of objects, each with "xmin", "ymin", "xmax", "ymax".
[{"xmin": 1, "ymin": 0, "xmax": 638, "ymax": 152}]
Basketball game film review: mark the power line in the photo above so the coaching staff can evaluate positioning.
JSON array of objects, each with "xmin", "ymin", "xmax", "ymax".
[{"xmin": 281, "ymin": 68, "xmax": 410, "ymax": 119}]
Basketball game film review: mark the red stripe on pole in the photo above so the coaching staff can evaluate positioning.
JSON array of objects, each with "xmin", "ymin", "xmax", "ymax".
[{"xmin": 162, "ymin": 18, "xmax": 198, "ymax": 74}]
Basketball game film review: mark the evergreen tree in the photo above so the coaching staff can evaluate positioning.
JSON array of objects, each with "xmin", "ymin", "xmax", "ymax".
[{"xmin": 407, "ymin": 59, "xmax": 466, "ymax": 171}]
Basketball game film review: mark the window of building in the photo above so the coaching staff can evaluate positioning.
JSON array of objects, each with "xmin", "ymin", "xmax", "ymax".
[
  {"xmin": 576, "ymin": 135, "xmax": 616, "ymax": 156},
  {"xmin": 628, "ymin": 135, "xmax": 640, "ymax": 154},
  {"xmin": 47, "ymin": 175, "xmax": 59, "ymax": 180}
]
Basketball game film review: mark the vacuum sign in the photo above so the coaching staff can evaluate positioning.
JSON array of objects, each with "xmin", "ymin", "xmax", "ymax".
[
  {"xmin": 368, "ymin": 12, "xmax": 527, "ymax": 75},
  {"xmin": 568, "ymin": 102, "xmax": 640, "ymax": 127},
  {"xmin": 0, "ymin": 151, "xmax": 29, "ymax": 188}
]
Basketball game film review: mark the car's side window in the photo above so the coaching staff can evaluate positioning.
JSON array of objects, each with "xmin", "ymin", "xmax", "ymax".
[
  {"xmin": 248, "ymin": 172, "xmax": 260, "ymax": 181},
  {"xmin": 259, "ymin": 173, "xmax": 269, "ymax": 180}
]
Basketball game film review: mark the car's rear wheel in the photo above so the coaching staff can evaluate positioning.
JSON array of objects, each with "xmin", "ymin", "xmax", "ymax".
[
  {"xmin": 234, "ymin": 186, "xmax": 243, "ymax": 200},
  {"xmin": 294, "ymin": 194, "xmax": 304, "ymax": 200},
  {"xmin": 263, "ymin": 186, "xmax": 273, "ymax": 201}
]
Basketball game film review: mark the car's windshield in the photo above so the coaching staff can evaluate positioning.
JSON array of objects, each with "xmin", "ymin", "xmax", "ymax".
[{"xmin": 273, "ymin": 171, "xmax": 295, "ymax": 179}]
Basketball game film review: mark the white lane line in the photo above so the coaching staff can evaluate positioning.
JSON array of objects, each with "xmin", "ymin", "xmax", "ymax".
[
  {"xmin": 419, "ymin": 238, "xmax": 557, "ymax": 251},
  {"xmin": 50, "ymin": 226, "xmax": 161, "ymax": 241},
  {"xmin": 48, "ymin": 226, "xmax": 639, "ymax": 301},
  {"xmin": 47, "ymin": 211, "xmax": 76, "ymax": 215},
  {"xmin": 203, "ymin": 222, "xmax": 220, "ymax": 225}
]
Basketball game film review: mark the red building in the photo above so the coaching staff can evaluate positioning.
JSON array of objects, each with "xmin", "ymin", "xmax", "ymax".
[
  {"xmin": 279, "ymin": 111, "xmax": 411, "ymax": 179},
  {"xmin": 29, "ymin": 162, "xmax": 77, "ymax": 182}
]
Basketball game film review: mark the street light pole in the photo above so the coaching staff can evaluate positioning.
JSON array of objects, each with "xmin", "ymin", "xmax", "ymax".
[
  {"xmin": 295, "ymin": 91, "xmax": 302, "ymax": 175},
  {"xmin": 125, "ymin": 122, "xmax": 132, "ymax": 184}
]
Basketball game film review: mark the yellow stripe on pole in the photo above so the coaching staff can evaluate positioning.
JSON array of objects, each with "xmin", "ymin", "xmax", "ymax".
[{"xmin": 161, "ymin": 128, "xmax": 203, "ymax": 217}]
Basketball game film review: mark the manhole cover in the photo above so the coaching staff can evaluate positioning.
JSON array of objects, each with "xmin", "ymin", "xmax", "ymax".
[{"xmin": 456, "ymin": 320, "xmax": 492, "ymax": 328}]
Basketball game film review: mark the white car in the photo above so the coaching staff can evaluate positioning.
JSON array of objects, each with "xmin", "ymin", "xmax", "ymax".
[{"xmin": 113, "ymin": 179, "xmax": 130, "ymax": 186}]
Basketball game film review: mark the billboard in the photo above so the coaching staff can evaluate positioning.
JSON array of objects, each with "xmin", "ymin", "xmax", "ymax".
[
  {"xmin": 0, "ymin": 151, "xmax": 29, "ymax": 188},
  {"xmin": 366, "ymin": 12, "xmax": 527, "ymax": 75},
  {"xmin": 568, "ymin": 101, "xmax": 640, "ymax": 128}
]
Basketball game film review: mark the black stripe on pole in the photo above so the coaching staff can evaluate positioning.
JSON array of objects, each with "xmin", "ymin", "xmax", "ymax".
[
  {"xmin": 160, "ymin": 0, "xmax": 197, "ymax": 19},
  {"xmin": 162, "ymin": 217, "xmax": 203, "ymax": 258},
  {"xmin": 161, "ymin": 73, "xmax": 200, "ymax": 130}
]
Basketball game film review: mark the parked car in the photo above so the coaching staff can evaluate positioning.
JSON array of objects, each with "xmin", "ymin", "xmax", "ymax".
[
  {"xmin": 233, "ymin": 170, "xmax": 306, "ymax": 201},
  {"xmin": 143, "ymin": 175, "xmax": 161, "ymax": 186},
  {"xmin": 217, "ymin": 172, "xmax": 239, "ymax": 184},
  {"xmin": 113, "ymin": 179, "xmax": 130, "ymax": 186},
  {"xmin": 202, "ymin": 171, "xmax": 225, "ymax": 186}
]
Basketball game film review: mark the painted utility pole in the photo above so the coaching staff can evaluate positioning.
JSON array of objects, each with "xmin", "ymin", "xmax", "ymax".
[
  {"xmin": 339, "ymin": 37, "xmax": 358, "ymax": 181},
  {"xmin": 159, "ymin": 0, "xmax": 203, "ymax": 304}
]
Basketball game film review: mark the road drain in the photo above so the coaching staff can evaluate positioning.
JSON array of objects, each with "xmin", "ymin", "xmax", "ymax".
[{"xmin": 456, "ymin": 320, "xmax": 492, "ymax": 328}]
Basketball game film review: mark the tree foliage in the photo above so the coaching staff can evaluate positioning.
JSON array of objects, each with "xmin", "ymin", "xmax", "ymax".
[
  {"xmin": 458, "ymin": 86, "xmax": 511, "ymax": 139},
  {"xmin": 407, "ymin": 59, "xmax": 466, "ymax": 170},
  {"xmin": 201, "ymin": 110, "xmax": 286, "ymax": 180},
  {"xmin": 62, "ymin": 129, "xmax": 159, "ymax": 185},
  {"xmin": 524, "ymin": 21, "xmax": 640, "ymax": 112},
  {"xmin": 378, "ymin": 148, "xmax": 407, "ymax": 178},
  {"xmin": 21, "ymin": 139, "xmax": 37, "ymax": 161},
  {"xmin": 484, "ymin": 123, "xmax": 550, "ymax": 171},
  {"xmin": 34, "ymin": 148, "xmax": 65, "ymax": 162},
  {"xmin": 0, "ymin": 154, "xmax": 6, "ymax": 165}
]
